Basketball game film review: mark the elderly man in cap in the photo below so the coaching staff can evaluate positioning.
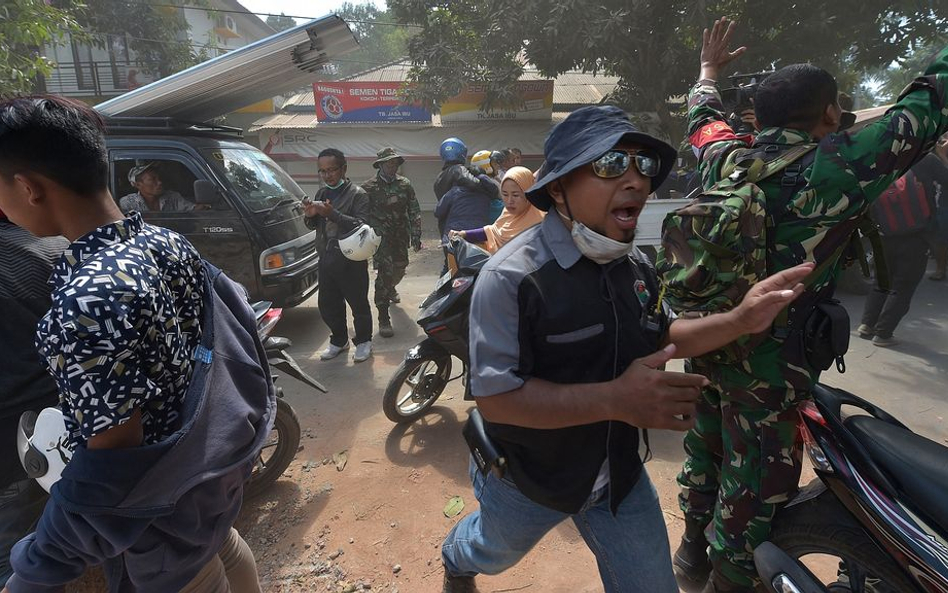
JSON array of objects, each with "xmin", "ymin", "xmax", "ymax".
[
  {"xmin": 361, "ymin": 147, "xmax": 422, "ymax": 337},
  {"xmin": 119, "ymin": 162, "xmax": 205, "ymax": 214},
  {"xmin": 439, "ymin": 105, "xmax": 814, "ymax": 593}
]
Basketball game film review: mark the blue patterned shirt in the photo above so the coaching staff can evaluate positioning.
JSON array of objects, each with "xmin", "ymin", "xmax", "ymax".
[{"xmin": 37, "ymin": 213, "xmax": 205, "ymax": 449}]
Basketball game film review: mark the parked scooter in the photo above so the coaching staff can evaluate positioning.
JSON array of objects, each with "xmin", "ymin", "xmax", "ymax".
[
  {"xmin": 244, "ymin": 302, "xmax": 327, "ymax": 499},
  {"xmin": 382, "ymin": 238, "xmax": 489, "ymax": 424},
  {"xmin": 755, "ymin": 383, "xmax": 948, "ymax": 592}
]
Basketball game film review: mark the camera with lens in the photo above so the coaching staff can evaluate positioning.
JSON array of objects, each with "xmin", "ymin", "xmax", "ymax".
[{"xmin": 719, "ymin": 70, "xmax": 774, "ymax": 135}]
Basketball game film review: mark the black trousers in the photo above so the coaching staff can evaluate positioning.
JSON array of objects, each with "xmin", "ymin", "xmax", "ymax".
[
  {"xmin": 318, "ymin": 247, "xmax": 372, "ymax": 346},
  {"xmin": 861, "ymin": 233, "xmax": 929, "ymax": 338}
]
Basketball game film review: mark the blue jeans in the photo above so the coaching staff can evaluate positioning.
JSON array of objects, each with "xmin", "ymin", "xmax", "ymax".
[
  {"xmin": 0, "ymin": 479, "xmax": 48, "ymax": 586},
  {"xmin": 442, "ymin": 458, "xmax": 677, "ymax": 593}
]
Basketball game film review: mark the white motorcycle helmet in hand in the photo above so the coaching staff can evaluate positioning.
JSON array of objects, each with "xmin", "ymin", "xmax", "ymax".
[
  {"xmin": 17, "ymin": 407, "xmax": 72, "ymax": 493},
  {"xmin": 338, "ymin": 223, "xmax": 381, "ymax": 261}
]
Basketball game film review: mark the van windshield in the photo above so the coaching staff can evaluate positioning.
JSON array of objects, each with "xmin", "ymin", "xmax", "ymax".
[{"xmin": 203, "ymin": 148, "xmax": 305, "ymax": 212}]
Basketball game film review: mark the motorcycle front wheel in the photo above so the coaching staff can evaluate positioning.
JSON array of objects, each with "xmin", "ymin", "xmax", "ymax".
[
  {"xmin": 245, "ymin": 397, "xmax": 301, "ymax": 499},
  {"xmin": 383, "ymin": 355, "xmax": 453, "ymax": 424},
  {"xmin": 767, "ymin": 490, "xmax": 917, "ymax": 592}
]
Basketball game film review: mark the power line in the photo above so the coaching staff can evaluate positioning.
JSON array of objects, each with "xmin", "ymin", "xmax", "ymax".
[{"xmin": 79, "ymin": 32, "xmax": 619, "ymax": 83}]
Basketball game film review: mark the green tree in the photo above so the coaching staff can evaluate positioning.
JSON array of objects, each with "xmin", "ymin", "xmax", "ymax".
[
  {"xmin": 0, "ymin": 0, "xmax": 86, "ymax": 95},
  {"xmin": 331, "ymin": 2, "xmax": 413, "ymax": 78},
  {"xmin": 867, "ymin": 39, "xmax": 948, "ymax": 104},
  {"xmin": 388, "ymin": 0, "xmax": 948, "ymax": 140},
  {"xmin": 266, "ymin": 13, "xmax": 297, "ymax": 33}
]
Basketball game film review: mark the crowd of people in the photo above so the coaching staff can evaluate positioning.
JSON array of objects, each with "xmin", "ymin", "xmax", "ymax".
[{"xmin": 1, "ymin": 14, "xmax": 948, "ymax": 593}]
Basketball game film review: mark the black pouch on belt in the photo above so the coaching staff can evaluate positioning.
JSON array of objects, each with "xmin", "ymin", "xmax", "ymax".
[
  {"xmin": 802, "ymin": 299, "xmax": 850, "ymax": 373},
  {"xmin": 463, "ymin": 408, "xmax": 507, "ymax": 478}
]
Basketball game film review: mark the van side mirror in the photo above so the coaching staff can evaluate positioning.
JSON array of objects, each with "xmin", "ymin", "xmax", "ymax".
[{"xmin": 194, "ymin": 179, "xmax": 222, "ymax": 205}]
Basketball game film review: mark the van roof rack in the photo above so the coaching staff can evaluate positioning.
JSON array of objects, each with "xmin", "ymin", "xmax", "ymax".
[{"xmin": 104, "ymin": 117, "xmax": 244, "ymax": 138}]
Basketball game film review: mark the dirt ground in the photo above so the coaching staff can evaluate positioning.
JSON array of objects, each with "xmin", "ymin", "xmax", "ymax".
[{"xmin": 64, "ymin": 219, "xmax": 948, "ymax": 593}]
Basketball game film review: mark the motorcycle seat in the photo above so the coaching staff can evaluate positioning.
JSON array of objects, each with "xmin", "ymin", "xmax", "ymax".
[{"xmin": 845, "ymin": 414, "xmax": 948, "ymax": 534}]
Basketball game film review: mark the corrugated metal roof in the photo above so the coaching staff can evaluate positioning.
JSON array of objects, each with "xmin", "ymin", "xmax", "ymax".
[
  {"xmin": 96, "ymin": 15, "xmax": 359, "ymax": 121},
  {"xmin": 249, "ymin": 113, "xmax": 322, "ymax": 130},
  {"xmin": 344, "ymin": 60, "xmax": 413, "ymax": 82}
]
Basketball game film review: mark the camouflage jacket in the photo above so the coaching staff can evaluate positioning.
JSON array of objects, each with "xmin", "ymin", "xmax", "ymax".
[
  {"xmin": 362, "ymin": 173, "xmax": 422, "ymax": 246},
  {"xmin": 687, "ymin": 45, "xmax": 948, "ymax": 384}
]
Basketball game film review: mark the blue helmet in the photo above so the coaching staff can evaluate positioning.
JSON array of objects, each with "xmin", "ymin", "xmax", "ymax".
[{"xmin": 439, "ymin": 137, "xmax": 468, "ymax": 163}]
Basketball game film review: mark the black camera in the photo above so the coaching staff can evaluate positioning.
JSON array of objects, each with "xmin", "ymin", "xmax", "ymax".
[{"xmin": 719, "ymin": 70, "xmax": 774, "ymax": 135}]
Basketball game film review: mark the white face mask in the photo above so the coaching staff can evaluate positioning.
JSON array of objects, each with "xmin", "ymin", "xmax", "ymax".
[{"xmin": 557, "ymin": 208, "xmax": 634, "ymax": 265}]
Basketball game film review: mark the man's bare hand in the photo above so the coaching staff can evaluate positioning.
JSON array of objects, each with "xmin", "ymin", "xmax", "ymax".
[
  {"xmin": 732, "ymin": 262, "xmax": 815, "ymax": 334},
  {"xmin": 740, "ymin": 108, "xmax": 757, "ymax": 126},
  {"xmin": 610, "ymin": 344, "xmax": 706, "ymax": 431},
  {"xmin": 304, "ymin": 200, "xmax": 333, "ymax": 218},
  {"xmin": 700, "ymin": 17, "xmax": 747, "ymax": 80}
]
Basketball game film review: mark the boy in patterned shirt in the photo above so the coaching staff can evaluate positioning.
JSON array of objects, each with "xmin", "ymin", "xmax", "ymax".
[{"xmin": 0, "ymin": 96, "xmax": 265, "ymax": 592}]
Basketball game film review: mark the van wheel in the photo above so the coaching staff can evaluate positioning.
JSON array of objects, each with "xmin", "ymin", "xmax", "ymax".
[
  {"xmin": 245, "ymin": 397, "xmax": 300, "ymax": 499},
  {"xmin": 767, "ymin": 492, "xmax": 915, "ymax": 592}
]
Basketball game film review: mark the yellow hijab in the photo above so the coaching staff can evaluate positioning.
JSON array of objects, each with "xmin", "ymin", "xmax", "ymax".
[{"xmin": 482, "ymin": 166, "xmax": 546, "ymax": 253}]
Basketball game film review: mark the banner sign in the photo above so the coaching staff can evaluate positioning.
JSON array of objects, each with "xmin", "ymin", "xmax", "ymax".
[
  {"xmin": 441, "ymin": 81, "xmax": 554, "ymax": 122},
  {"xmin": 313, "ymin": 82, "xmax": 431, "ymax": 123}
]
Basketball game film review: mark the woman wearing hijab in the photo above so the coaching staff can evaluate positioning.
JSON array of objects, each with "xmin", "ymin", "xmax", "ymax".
[{"xmin": 451, "ymin": 166, "xmax": 545, "ymax": 254}]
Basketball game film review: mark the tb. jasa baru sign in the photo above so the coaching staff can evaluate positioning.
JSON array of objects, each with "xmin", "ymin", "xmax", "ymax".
[{"xmin": 313, "ymin": 82, "xmax": 432, "ymax": 123}]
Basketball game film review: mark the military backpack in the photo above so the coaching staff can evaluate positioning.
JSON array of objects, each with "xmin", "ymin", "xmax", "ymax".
[{"xmin": 656, "ymin": 143, "xmax": 885, "ymax": 367}]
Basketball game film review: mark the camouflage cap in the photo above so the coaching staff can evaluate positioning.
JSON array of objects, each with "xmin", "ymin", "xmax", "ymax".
[{"xmin": 373, "ymin": 147, "xmax": 405, "ymax": 169}]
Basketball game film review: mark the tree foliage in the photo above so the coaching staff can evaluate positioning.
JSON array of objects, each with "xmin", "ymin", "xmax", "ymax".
[
  {"xmin": 266, "ymin": 13, "xmax": 297, "ymax": 33},
  {"xmin": 1, "ymin": 0, "xmax": 211, "ymax": 96},
  {"xmin": 867, "ymin": 38, "xmax": 948, "ymax": 104},
  {"xmin": 0, "ymin": 0, "xmax": 87, "ymax": 95},
  {"xmin": 388, "ymin": 0, "xmax": 948, "ymax": 139},
  {"xmin": 331, "ymin": 2, "xmax": 413, "ymax": 78}
]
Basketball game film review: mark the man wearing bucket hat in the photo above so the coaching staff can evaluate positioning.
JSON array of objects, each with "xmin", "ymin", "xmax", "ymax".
[
  {"xmin": 362, "ymin": 147, "xmax": 422, "ymax": 338},
  {"xmin": 439, "ymin": 104, "xmax": 814, "ymax": 593}
]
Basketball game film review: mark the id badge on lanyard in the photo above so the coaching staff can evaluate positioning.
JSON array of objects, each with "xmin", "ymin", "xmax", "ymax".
[{"xmin": 635, "ymin": 279, "xmax": 666, "ymax": 335}]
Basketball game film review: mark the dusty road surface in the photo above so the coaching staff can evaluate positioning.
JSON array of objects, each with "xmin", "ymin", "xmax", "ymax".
[
  {"xmin": 64, "ymin": 221, "xmax": 948, "ymax": 593},
  {"xmin": 230, "ymin": 232, "xmax": 948, "ymax": 593}
]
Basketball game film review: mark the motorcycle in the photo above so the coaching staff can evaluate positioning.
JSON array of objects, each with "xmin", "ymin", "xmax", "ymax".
[
  {"xmin": 755, "ymin": 383, "xmax": 948, "ymax": 592},
  {"xmin": 244, "ymin": 302, "xmax": 327, "ymax": 499},
  {"xmin": 381, "ymin": 237, "xmax": 490, "ymax": 424}
]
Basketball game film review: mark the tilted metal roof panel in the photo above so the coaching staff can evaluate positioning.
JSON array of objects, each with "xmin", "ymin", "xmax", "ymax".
[{"xmin": 96, "ymin": 15, "xmax": 359, "ymax": 121}]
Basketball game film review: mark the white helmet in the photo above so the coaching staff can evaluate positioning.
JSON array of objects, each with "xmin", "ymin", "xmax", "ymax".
[
  {"xmin": 338, "ymin": 223, "xmax": 381, "ymax": 261},
  {"xmin": 17, "ymin": 408, "xmax": 72, "ymax": 493}
]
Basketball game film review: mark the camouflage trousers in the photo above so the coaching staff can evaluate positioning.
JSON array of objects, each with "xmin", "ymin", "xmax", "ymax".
[
  {"xmin": 373, "ymin": 240, "xmax": 410, "ymax": 309},
  {"xmin": 677, "ymin": 358, "xmax": 805, "ymax": 588}
]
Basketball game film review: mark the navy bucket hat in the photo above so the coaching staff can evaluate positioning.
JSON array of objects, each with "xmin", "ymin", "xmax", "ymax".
[{"xmin": 527, "ymin": 105, "xmax": 677, "ymax": 211}]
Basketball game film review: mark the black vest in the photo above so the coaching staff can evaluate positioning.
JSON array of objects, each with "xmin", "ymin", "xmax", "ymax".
[{"xmin": 484, "ymin": 250, "xmax": 668, "ymax": 514}]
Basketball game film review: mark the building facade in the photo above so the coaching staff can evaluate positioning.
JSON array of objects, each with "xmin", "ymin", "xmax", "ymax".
[{"xmin": 39, "ymin": 0, "xmax": 274, "ymax": 104}]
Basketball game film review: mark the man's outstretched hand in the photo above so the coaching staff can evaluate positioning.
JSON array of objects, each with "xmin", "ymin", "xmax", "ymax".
[
  {"xmin": 733, "ymin": 262, "xmax": 815, "ymax": 334},
  {"xmin": 700, "ymin": 17, "xmax": 747, "ymax": 81}
]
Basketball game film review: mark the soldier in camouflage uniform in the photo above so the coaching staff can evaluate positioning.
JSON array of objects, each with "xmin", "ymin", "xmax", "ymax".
[
  {"xmin": 363, "ymin": 148, "xmax": 422, "ymax": 338},
  {"xmin": 672, "ymin": 18, "xmax": 948, "ymax": 593}
]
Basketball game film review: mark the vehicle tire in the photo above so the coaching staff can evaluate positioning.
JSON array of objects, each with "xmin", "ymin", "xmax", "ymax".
[
  {"xmin": 768, "ymin": 491, "xmax": 917, "ymax": 592},
  {"xmin": 382, "ymin": 355, "xmax": 452, "ymax": 424},
  {"xmin": 244, "ymin": 397, "xmax": 301, "ymax": 500}
]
